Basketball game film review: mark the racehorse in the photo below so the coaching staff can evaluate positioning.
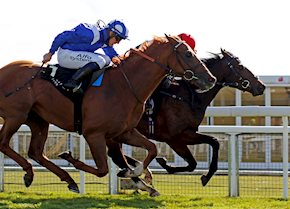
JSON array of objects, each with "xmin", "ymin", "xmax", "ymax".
[
  {"xmin": 105, "ymin": 49, "xmax": 265, "ymax": 194},
  {"xmin": 0, "ymin": 35, "xmax": 216, "ymax": 193}
]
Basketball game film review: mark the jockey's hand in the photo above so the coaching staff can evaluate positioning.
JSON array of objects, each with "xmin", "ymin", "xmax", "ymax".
[
  {"xmin": 111, "ymin": 56, "xmax": 121, "ymax": 65},
  {"xmin": 42, "ymin": 52, "xmax": 53, "ymax": 64}
]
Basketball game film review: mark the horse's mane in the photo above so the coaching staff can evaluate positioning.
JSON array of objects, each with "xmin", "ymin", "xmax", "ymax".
[
  {"xmin": 201, "ymin": 52, "xmax": 222, "ymax": 68},
  {"xmin": 119, "ymin": 36, "xmax": 168, "ymax": 61}
]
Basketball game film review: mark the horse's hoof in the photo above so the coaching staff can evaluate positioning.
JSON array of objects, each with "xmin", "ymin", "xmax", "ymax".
[
  {"xmin": 144, "ymin": 176, "xmax": 153, "ymax": 185},
  {"xmin": 149, "ymin": 188, "xmax": 160, "ymax": 197},
  {"xmin": 117, "ymin": 168, "xmax": 131, "ymax": 178},
  {"xmin": 23, "ymin": 174, "xmax": 33, "ymax": 187},
  {"xmin": 156, "ymin": 157, "xmax": 167, "ymax": 167},
  {"xmin": 68, "ymin": 183, "xmax": 80, "ymax": 193},
  {"xmin": 201, "ymin": 175, "xmax": 209, "ymax": 186},
  {"xmin": 132, "ymin": 190, "xmax": 140, "ymax": 195},
  {"xmin": 58, "ymin": 150, "xmax": 72, "ymax": 160}
]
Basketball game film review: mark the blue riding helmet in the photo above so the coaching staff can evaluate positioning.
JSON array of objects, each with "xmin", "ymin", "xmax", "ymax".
[{"xmin": 107, "ymin": 19, "xmax": 129, "ymax": 40}]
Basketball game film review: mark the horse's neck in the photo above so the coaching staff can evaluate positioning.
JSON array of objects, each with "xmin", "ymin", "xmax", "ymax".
[
  {"xmin": 196, "ymin": 85, "xmax": 223, "ymax": 108},
  {"xmin": 195, "ymin": 64, "xmax": 227, "ymax": 108},
  {"xmin": 120, "ymin": 54, "xmax": 167, "ymax": 102}
]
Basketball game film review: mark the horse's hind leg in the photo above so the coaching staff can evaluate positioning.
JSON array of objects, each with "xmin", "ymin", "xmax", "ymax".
[
  {"xmin": 0, "ymin": 119, "xmax": 34, "ymax": 187},
  {"xmin": 26, "ymin": 113, "xmax": 79, "ymax": 193}
]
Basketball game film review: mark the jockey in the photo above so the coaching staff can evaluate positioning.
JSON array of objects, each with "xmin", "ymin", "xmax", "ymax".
[
  {"xmin": 178, "ymin": 33, "xmax": 196, "ymax": 52},
  {"xmin": 42, "ymin": 19, "xmax": 129, "ymax": 92}
]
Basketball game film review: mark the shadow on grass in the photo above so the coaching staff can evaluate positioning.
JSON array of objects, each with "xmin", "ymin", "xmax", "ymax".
[{"xmin": 0, "ymin": 192, "xmax": 164, "ymax": 209}]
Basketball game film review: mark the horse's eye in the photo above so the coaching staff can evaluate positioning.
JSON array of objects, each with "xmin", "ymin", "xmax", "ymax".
[
  {"xmin": 185, "ymin": 51, "xmax": 192, "ymax": 58},
  {"xmin": 238, "ymin": 65, "xmax": 244, "ymax": 70}
]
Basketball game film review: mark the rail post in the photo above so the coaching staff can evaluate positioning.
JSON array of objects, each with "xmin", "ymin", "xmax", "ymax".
[
  {"xmin": 228, "ymin": 133, "xmax": 239, "ymax": 197},
  {"xmin": 282, "ymin": 116, "xmax": 288, "ymax": 200},
  {"xmin": 79, "ymin": 135, "xmax": 86, "ymax": 194},
  {"xmin": 0, "ymin": 152, "xmax": 3, "ymax": 192}
]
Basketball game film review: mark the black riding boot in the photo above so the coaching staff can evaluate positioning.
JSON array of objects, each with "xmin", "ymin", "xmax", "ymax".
[{"xmin": 63, "ymin": 62, "xmax": 100, "ymax": 91}]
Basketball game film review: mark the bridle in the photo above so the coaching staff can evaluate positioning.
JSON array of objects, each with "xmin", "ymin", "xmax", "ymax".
[
  {"xmin": 170, "ymin": 40, "xmax": 201, "ymax": 81},
  {"xmin": 216, "ymin": 54, "xmax": 255, "ymax": 90},
  {"xmin": 130, "ymin": 37, "xmax": 202, "ymax": 81}
]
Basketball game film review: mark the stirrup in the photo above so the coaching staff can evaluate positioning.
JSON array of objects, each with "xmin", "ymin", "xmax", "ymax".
[
  {"xmin": 72, "ymin": 83, "xmax": 83, "ymax": 94},
  {"xmin": 63, "ymin": 80, "xmax": 78, "ymax": 89},
  {"xmin": 63, "ymin": 81, "xmax": 83, "ymax": 94}
]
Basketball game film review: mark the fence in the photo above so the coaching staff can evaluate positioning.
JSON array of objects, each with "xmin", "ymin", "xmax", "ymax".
[{"xmin": 0, "ymin": 106, "xmax": 289, "ymax": 199}]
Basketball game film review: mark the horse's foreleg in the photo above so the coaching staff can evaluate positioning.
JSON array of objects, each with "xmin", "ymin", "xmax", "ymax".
[
  {"xmin": 169, "ymin": 130, "xmax": 220, "ymax": 186},
  {"xmin": 60, "ymin": 133, "xmax": 109, "ymax": 177},
  {"xmin": 0, "ymin": 120, "xmax": 34, "ymax": 187},
  {"xmin": 117, "ymin": 128, "xmax": 157, "ymax": 177},
  {"xmin": 160, "ymin": 141, "xmax": 197, "ymax": 174},
  {"xmin": 199, "ymin": 134, "xmax": 220, "ymax": 186},
  {"xmin": 123, "ymin": 154, "xmax": 153, "ymax": 185},
  {"xmin": 26, "ymin": 115, "xmax": 79, "ymax": 193}
]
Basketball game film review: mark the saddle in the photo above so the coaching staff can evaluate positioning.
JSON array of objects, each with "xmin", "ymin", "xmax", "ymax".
[{"xmin": 40, "ymin": 64, "xmax": 107, "ymax": 134}]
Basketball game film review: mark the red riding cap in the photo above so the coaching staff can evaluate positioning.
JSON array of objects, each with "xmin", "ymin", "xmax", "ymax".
[{"xmin": 178, "ymin": 33, "xmax": 196, "ymax": 50}]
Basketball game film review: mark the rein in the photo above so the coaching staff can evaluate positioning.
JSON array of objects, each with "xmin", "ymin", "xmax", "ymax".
[
  {"xmin": 5, "ymin": 63, "xmax": 43, "ymax": 97},
  {"xmin": 130, "ymin": 48, "xmax": 173, "ymax": 74},
  {"xmin": 119, "ymin": 48, "xmax": 175, "ymax": 104},
  {"xmin": 119, "ymin": 66, "xmax": 143, "ymax": 104}
]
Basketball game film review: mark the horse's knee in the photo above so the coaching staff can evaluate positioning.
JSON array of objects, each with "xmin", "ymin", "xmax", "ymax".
[
  {"xmin": 211, "ymin": 137, "xmax": 220, "ymax": 150},
  {"xmin": 149, "ymin": 144, "xmax": 158, "ymax": 158},
  {"xmin": 28, "ymin": 150, "xmax": 42, "ymax": 164},
  {"xmin": 97, "ymin": 167, "xmax": 108, "ymax": 177},
  {"xmin": 187, "ymin": 161, "xmax": 197, "ymax": 172}
]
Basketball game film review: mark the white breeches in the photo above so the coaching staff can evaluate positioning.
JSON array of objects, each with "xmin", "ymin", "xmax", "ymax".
[{"xmin": 57, "ymin": 48, "xmax": 111, "ymax": 69}]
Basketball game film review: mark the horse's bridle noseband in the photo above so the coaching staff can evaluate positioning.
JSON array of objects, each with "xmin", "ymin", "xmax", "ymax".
[{"xmin": 171, "ymin": 40, "xmax": 201, "ymax": 81}]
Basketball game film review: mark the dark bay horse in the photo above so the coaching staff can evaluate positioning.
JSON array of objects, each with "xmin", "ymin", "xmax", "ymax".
[
  {"xmin": 106, "ymin": 49, "xmax": 266, "ymax": 193},
  {"xmin": 0, "ymin": 35, "xmax": 216, "ymax": 193}
]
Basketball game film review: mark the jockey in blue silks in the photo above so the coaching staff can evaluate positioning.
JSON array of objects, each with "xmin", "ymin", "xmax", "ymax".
[{"xmin": 42, "ymin": 19, "xmax": 129, "ymax": 92}]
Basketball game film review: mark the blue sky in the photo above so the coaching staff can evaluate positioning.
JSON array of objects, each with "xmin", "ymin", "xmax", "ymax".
[{"xmin": 1, "ymin": 0, "xmax": 289, "ymax": 75}]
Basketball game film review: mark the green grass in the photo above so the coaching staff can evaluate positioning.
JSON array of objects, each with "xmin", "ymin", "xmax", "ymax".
[
  {"xmin": 0, "ymin": 192, "xmax": 289, "ymax": 209},
  {"xmin": 3, "ymin": 170, "xmax": 287, "ymax": 198},
  {"xmin": 0, "ymin": 170, "xmax": 289, "ymax": 208}
]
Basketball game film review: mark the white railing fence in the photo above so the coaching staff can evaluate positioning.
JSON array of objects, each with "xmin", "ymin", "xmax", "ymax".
[
  {"xmin": 0, "ymin": 106, "xmax": 289, "ymax": 199},
  {"xmin": 202, "ymin": 106, "xmax": 289, "ymax": 199}
]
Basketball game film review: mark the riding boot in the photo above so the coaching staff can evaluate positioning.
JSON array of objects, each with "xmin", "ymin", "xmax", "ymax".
[{"xmin": 63, "ymin": 62, "xmax": 100, "ymax": 90}]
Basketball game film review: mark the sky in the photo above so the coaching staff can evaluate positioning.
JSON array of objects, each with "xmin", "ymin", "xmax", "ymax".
[{"xmin": 0, "ymin": 0, "xmax": 289, "ymax": 76}]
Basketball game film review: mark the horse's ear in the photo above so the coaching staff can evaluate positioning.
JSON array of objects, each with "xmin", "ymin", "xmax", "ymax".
[{"xmin": 221, "ymin": 48, "xmax": 228, "ymax": 56}]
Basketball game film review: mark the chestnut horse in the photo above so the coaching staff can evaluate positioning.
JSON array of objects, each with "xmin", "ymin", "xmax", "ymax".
[
  {"xmin": 105, "ymin": 49, "xmax": 265, "ymax": 194},
  {"xmin": 0, "ymin": 35, "xmax": 216, "ymax": 193}
]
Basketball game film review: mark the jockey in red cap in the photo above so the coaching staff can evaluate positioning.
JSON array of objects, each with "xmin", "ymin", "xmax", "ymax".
[{"xmin": 178, "ymin": 33, "xmax": 196, "ymax": 51}]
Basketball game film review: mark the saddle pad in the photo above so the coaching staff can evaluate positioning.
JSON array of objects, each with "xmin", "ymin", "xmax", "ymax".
[{"xmin": 92, "ymin": 73, "xmax": 104, "ymax": 86}]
